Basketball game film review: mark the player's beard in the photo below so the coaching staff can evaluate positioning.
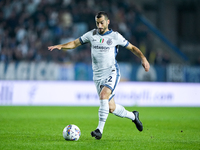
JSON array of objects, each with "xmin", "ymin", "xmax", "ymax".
[{"xmin": 98, "ymin": 27, "xmax": 107, "ymax": 34}]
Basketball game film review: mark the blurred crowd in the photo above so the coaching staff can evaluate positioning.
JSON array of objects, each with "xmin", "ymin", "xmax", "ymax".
[{"xmin": 0, "ymin": 0, "xmax": 171, "ymax": 65}]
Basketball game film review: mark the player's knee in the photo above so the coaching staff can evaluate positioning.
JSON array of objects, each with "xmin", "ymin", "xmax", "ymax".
[
  {"xmin": 100, "ymin": 87, "xmax": 112, "ymax": 100},
  {"xmin": 100, "ymin": 91, "xmax": 110, "ymax": 100},
  {"xmin": 100, "ymin": 94, "xmax": 109, "ymax": 100},
  {"xmin": 109, "ymin": 108, "xmax": 115, "ymax": 113},
  {"xmin": 109, "ymin": 103, "xmax": 116, "ymax": 113}
]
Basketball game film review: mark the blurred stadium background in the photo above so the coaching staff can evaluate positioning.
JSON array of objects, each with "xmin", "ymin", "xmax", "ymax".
[{"xmin": 0, "ymin": 0, "xmax": 200, "ymax": 106}]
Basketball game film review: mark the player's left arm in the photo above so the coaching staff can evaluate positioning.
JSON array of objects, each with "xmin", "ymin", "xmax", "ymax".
[{"xmin": 126, "ymin": 43, "xmax": 150, "ymax": 72}]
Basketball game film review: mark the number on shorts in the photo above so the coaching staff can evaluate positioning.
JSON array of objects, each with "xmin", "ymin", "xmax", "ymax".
[{"xmin": 108, "ymin": 76, "xmax": 112, "ymax": 82}]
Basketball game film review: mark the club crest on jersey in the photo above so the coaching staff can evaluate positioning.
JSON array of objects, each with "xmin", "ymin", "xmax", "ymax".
[
  {"xmin": 100, "ymin": 39, "xmax": 104, "ymax": 43},
  {"xmin": 107, "ymin": 38, "xmax": 112, "ymax": 45}
]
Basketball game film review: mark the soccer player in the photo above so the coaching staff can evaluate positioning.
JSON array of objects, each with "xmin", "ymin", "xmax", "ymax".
[{"xmin": 48, "ymin": 11, "xmax": 150, "ymax": 140}]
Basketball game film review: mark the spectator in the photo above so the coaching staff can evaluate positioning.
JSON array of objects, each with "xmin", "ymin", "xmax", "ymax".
[{"xmin": 0, "ymin": 0, "xmax": 149, "ymax": 64}]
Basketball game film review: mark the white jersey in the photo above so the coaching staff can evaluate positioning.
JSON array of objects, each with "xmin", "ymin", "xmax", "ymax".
[{"xmin": 79, "ymin": 29, "xmax": 129, "ymax": 80}]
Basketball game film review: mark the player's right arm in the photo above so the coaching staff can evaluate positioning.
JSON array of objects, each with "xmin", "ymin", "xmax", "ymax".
[{"xmin": 48, "ymin": 38, "xmax": 81, "ymax": 51}]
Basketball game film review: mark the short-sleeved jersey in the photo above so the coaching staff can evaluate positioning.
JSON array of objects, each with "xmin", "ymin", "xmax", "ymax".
[{"xmin": 79, "ymin": 29, "xmax": 129, "ymax": 80}]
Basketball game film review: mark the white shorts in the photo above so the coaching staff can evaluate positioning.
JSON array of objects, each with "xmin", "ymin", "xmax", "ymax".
[{"xmin": 94, "ymin": 69, "xmax": 120, "ymax": 101}]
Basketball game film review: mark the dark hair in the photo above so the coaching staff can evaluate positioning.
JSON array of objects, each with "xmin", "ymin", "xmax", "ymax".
[{"xmin": 95, "ymin": 11, "xmax": 109, "ymax": 20}]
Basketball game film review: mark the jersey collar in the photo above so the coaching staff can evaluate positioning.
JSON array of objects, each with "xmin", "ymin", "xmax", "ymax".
[{"xmin": 98, "ymin": 29, "xmax": 113, "ymax": 36}]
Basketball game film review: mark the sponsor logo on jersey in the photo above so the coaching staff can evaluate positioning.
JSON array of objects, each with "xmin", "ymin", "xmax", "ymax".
[
  {"xmin": 93, "ymin": 45, "xmax": 110, "ymax": 52},
  {"xmin": 107, "ymin": 38, "xmax": 112, "ymax": 45}
]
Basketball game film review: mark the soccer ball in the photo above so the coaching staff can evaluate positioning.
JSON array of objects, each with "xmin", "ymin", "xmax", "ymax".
[{"xmin": 63, "ymin": 124, "xmax": 81, "ymax": 141}]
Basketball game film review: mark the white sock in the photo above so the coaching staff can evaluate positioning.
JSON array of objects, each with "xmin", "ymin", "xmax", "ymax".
[
  {"xmin": 97, "ymin": 99, "xmax": 109, "ymax": 134},
  {"xmin": 112, "ymin": 104, "xmax": 135, "ymax": 120}
]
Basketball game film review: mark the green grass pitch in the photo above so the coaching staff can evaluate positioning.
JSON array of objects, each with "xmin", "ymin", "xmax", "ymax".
[{"xmin": 0, "ymin": 106, "xmax": 200, "ymax": 150}]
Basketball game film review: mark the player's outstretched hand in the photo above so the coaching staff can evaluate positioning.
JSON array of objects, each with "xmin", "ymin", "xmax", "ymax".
[
  {"xmin": 48, "ymin": 45, "xmax": 62, "ymax": 51},
  {"xmin": 142, "ymin": 58, "xmax": 150, "ymax": 72}
]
